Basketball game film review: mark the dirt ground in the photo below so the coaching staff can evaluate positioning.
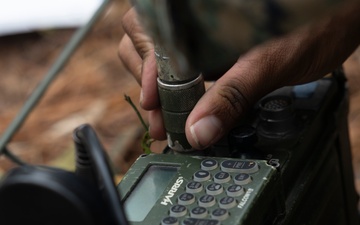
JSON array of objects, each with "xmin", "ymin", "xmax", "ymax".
[{"xmin": 1, "ymin": 0, "xmax": 360, "ymax": 194}]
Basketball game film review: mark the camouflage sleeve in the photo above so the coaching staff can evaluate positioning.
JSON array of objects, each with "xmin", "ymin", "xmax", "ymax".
[{"xmin": 134, "ymin": 0, "xmax": 355, "ymax": 74}]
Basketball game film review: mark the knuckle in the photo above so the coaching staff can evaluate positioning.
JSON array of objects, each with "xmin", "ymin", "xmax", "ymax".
[
  {"xmin": 121, "ymin": 8, "xmax": 154, "ymax": 59},
  {"xmin": 218, "ymin": 78, "xmax": 251, "ymax": 121},
  {"xmin": 121, "ymin": 8, "xmax": 139, "ymax": 38}
]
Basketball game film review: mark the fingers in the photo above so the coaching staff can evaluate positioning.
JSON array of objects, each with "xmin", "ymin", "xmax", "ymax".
[
  {"xmin": 119, "ymin": 7, "xmax": 160, "ymax": 110},
  {"xmin": 185, "ymin": 58, "xmax": 266, "ymax": 149},
  {"xmin": 118, "ymin": 3, "xmax": 360, "ymax": 149},
  {"xmin": 119, "ymin": 7, "xmax": 165, "ymax": 139},
  {"xmin": 118, "ymin": 34, "xmax": 159, "ymax": 110},
  {"xmin": 185, "ymin": 2, "xmax": 360, "ymax": 149},
  {"xmin": 148, "ymin": 109, "xmax": 167, "ymax": 140},
  {"xmin": 121, "ymin": 8, "xmax": 154, "ymax": 60},
  {"xmin": 140, "ymin": 53, "xmax": 160, "ymax": 110},
  {"xmin": 183, "ymin": 32, "xmax": 317, "ymax": 149},
  {"xmin": 118, "ymin": 34, "xmax": 142, "ymax": 83}
]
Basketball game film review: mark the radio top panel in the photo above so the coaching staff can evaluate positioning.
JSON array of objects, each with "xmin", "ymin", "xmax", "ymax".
[{"xmin": 117, "ymin": 154, "xmax": 280, "ymax": 225}]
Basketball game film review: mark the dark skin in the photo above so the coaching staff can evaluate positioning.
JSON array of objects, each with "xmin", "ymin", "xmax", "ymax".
[{"xmin": 119, "ymin": 2, "xmax": 360, "ymax": 150}]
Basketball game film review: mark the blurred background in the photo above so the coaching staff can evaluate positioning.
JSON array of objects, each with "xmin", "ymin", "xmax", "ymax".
[
  {"xmin": 0, "ymin": 0, "xmax": 167, "ymax": 181},
  {"xmin": 0, "ymin": 0, "xmax": 360, "ymax": 191}
]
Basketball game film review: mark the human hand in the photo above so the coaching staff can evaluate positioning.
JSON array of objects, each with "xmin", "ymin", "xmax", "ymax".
[
  {"xmin": 118, "ymin": 7, "xmax": 167, "ymax": 141},
  {"xmin": 119, "ymin": 4, "xmax": 360, "ymax": 149}
]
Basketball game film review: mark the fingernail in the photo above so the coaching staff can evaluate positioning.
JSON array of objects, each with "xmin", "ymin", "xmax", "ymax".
[{"xmin": 190, "ymin": 116, "xmax": 222, "ymax": 148}]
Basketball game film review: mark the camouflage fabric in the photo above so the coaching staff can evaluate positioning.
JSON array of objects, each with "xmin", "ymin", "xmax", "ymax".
[{"xmin": 134, "ymin": 0, "xmax": 354, "ymax": 74}]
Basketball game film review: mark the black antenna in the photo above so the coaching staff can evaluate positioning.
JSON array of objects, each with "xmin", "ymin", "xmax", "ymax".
[{"xmin": 73, "ymin": 124, "xmax": 129, "ymax": 225}]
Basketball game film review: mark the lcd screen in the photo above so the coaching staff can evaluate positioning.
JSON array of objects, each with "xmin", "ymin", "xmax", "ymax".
[{"xmin": 124, "ymin": 165, "xmax": 179, "ymax": 222}]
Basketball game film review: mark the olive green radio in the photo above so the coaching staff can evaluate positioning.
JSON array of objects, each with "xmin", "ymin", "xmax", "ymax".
[
  {"xmin": 118, "ymin": 154, "xmax": 281, "ymax": 225},
  {"xmin": 118, "ymin": 71, "xmax": 360, "ymax": 225}
]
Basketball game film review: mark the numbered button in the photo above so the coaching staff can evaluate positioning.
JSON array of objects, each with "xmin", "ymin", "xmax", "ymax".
[
  {"xmin": 170, "ymin": 205, "xmax": 187, "ymax": 217},
  {"xmin": 226, "ymin": 184, "xmax": 245, "ymax": 197},
  {"xmin": 190, "ymin": 206, "xmax": 208, "ymax": 219},
  {"xmin": 221, "ymin": 160, "xmax": 259, "ymax": 174},
  {"xmin": 198, "ymin": 195, "xmax": 216, "ymax": 208},
  {"xmin": 193, "ymin": 170, "xmax": 211, "ymax": 182},
  {"xmin": 213, "ymin": 171, "xmax": 231, "ymax": 183},
  {"xmin": 234, "ymin": 173, "xmax": 252, "ymax": 185},
  {"xmin": 201, "ymin": 159, "xmax": 218, "ymax": 171},
  {"xmin": 219, "ymin": 196, "xmax": 237, "ymax": 209},
  {"xmin": 183, "ymin": 218, "xmax": 220, "ymax": 225},
  {"xmin": 178, "ymin": 193, "xmax": 195, "ymax": 205},
  {"xmin": 186, "ymin": 182, "xmax": 203, "ymax": 193},
  {"xmin": 162, "ymin": 216, "xmax": 179, "ymax": 225},
  {"xmin": 206, "ymin": 183, "xmax": 223, "ymax": 195},
  {"xmin": 211, "ymin": 208, "xmax": 229, "ymax": 221}
]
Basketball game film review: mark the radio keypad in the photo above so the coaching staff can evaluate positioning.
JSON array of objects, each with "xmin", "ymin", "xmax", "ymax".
[
  {"xmin": 170, "ymin": 205, "xmax": 187, "ymax": 217},
  {"xmin": 182, "ymin": 218, "xmax": 220, "ymax": 225},
  {"xmin": 198, "ymin": 194, "xmax": 216, "ymax": 207},
  {"xmin": 161, "ymin": 216, "xmax": 179, "ymax": 225},
  {"xmin": 178, "ymin": 193, "xmax": 195, "ymax": 205},
  {"xmin": 218, "ymin": 196, "xmax": 236, "ymax": 209},
  {"xmin": 193, "ymin": 170, "xmax": 211, "ymax": 182},
  {"xmin": 206, "ymin": 183, "xmax": 224, "ymax": 195},
  {"xmin": 211, "ymin": 208, "xmax": 229, "ymax": 221},
  {"xmin": 165, "ymin": 158, "xmax": 260, "ymax": 224},
  {"xmin": 190, "ymin": 206, "xmax": 208, "ymax": 218},
  {"xmin": 226, "ymin": 184, "xmax": 245, "ymax": 197},
  {"xmin": 234, "ymin": 173, "xmax": 252, "ymax": 185},
  {"xmin": 221, "ymin": 160, "xmax": 259, "ymax": 174},
  {"xmin": 186, "ymin": 181, "xmax": 203, "ymax": 194},
  {"xmin": 201, "ymin": 159, "xmax": 218, "ymax": 171},
  {"xmin": 213, "ymin": 171, "xmax": 231, "ymax": 183}
]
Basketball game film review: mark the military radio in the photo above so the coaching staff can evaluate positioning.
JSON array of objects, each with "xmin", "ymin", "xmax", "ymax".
[{"xmin": 117, "ymin": 68, "xmax": 360, "ymax": 225}]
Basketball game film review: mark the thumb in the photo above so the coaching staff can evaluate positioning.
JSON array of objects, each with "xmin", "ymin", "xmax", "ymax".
[{"xmin": 185, "ymin": 61, "xmax": 273, "ymax": 149}]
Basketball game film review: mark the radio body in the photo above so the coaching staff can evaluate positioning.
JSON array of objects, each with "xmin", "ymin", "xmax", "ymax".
[
  {"xmin": 118, "ymin": 69, "xmax": 360, "ymax": 225},
  {"xmin": 119, "ymin": 154, "xmax": 280, "ymax": 225}
]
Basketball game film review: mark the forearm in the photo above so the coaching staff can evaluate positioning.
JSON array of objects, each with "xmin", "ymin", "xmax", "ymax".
[{"xmin": 237, "ymin": 2, "xmax": 360, "ymax": 101}]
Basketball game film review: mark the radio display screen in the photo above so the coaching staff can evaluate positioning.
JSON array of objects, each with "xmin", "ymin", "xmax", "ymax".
[{"xmin": 123, "ymin": 165, "xmax": 179, "ymax": 222}]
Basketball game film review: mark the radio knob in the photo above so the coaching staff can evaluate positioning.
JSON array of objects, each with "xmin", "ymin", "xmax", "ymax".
[{"xmin": 258, "ymin": 95, "xmax": 295, "ymax": 134}]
